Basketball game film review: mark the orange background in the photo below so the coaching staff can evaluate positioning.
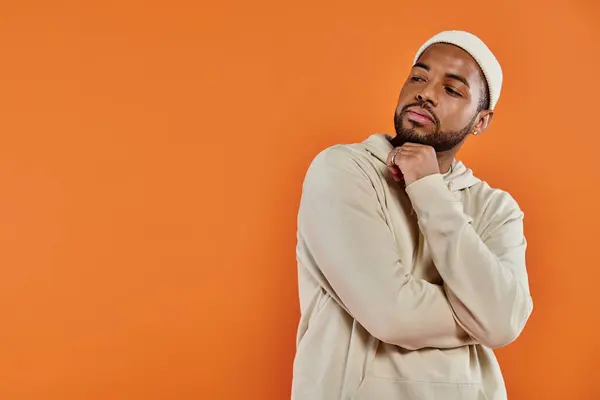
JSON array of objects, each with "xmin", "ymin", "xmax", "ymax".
[{"xmin": 0, "ymin": 1, "xmax": 598, "ymax": 399}]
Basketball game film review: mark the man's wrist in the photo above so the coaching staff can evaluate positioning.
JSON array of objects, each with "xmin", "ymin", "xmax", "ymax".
[
  {"xmin": 405, "ymin": 174, "xmax": 461, "ymax": 221},
  {"xmin": 404, "ymin": 172, "xmax": 440, "ymax": 187}
]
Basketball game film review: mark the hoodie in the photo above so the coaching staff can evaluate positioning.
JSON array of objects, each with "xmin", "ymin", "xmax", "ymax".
[{"xmin": 292, "ymin": 134, "xmax": 533, "ymax": 400}]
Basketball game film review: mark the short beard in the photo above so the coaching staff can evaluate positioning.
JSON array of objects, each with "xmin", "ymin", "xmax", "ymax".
[{"xmin": 392, "ymin": 103, "xmax": 478, "ymax": 152}]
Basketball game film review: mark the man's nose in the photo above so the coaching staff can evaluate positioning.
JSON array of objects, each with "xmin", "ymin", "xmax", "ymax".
[{"xmin": 415, "ymin": 85, "xmax": 438, "ymax": 107}]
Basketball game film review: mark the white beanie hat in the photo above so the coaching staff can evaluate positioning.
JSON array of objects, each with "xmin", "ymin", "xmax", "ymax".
[{"xmin": 413, "ymin": 30, "xmax": 503, "ymax": 110}]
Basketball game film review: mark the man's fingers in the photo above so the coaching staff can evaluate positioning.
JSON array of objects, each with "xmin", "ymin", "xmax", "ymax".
[
  {"xmin": 386, "ymin": 151, "xmax": 394, "ymax": 166},
  {"xmin": 387, "ymin": 143, "xmax": 437, "ymax": 185},
  {"xmin": 387, "ymin": 149, "xmax": 403, "ymax": 166},
  {"xmin": 388, "ymin": 166, "xmax": 402, "ymax": 181},
  {"xmin": 386, "ymin": 164, "xmax": 402, "ymax": 181},
  {"xmin": 387, "ymin": 143, "xmax": 427, "ymax": 169},
  {"xmin": 398, "ymin": 145, "xmax": 422, "ymax": 154},
  {"xmin": 388, "ymin": 147, "xmax": 409, "ymax": 166}
]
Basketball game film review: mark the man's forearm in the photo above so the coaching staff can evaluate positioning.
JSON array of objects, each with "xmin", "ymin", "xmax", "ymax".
[{"xmin": 406, "ymin": 174, "xmax": 533, "ymax": 348}]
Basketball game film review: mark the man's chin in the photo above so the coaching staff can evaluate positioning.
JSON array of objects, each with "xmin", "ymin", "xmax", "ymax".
[
  {"xmin": 392, "ymin": 131, "xmax": 432, "ymax": 148},
  {"xmin": 396, "ymin": 128, "xmax": 434, "ymax": 141},
  {"xmin": 407, "ymin": 129, "xmax": 431, "ymax": 138},
  {"xmin": 400, "ymin": 119, "xmax": 434, "ymax": 133}
]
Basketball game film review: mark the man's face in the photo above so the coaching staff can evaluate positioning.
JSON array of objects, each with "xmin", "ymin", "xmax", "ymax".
[{"xmin": 393, "ymin": 43, "xmax": 488, "ymax": 152}]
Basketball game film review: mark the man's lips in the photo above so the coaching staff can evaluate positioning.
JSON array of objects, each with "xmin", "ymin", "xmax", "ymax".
[{"xmin": 406, "ymin": 108, "xmax": 435, "ymax": 125}]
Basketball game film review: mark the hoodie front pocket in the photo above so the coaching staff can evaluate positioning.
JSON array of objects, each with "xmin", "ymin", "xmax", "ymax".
[{"xmin": 352, "ymin": 376, "xmax": 488, "ymax": 400}]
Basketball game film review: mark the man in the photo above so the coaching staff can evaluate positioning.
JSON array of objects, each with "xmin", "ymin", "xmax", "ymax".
[{"xmin": 292, "ymin": 30, "xmax": 533, "ymax": 400}]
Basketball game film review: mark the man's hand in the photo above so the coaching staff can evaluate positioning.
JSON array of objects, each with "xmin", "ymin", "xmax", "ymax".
[{"xmin": 386, "ymin": 143, "xmax": 440, "ymax": 186}]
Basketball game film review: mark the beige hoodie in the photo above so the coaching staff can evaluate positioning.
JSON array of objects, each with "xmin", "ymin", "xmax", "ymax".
[{"xmin": 292, "ymin": 134, "xmax": 533, "ymax": 400}]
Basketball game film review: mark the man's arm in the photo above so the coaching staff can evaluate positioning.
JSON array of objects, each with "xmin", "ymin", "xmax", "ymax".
[
  {"xmin": 406, "ymin": 174, "xmax": 533, "ymax": 349},
  {"xmin": 298, "ymin": 147, "xmax": 475, "ymax": 350}
]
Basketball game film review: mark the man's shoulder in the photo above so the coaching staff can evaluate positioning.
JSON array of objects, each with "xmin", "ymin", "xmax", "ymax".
[
  {"xmin": 469, "ymin": 179, "xmax": 523, "ymax": 220},
  {"xmin": 307, "ymin": 142, "xmax": 377, "ymax": 174},
  {"xmin": 300, "ymin": 142, "xmax": 384, "ymax": 196},
  {"xmin": 313, "ymin": 141, "xmax": 372, "ymax": 162}
]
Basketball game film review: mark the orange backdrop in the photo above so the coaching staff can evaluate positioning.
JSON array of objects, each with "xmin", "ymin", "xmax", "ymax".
[{"xmin": 0, "ymin": 0, "xmax": 598, "ymax": 399}]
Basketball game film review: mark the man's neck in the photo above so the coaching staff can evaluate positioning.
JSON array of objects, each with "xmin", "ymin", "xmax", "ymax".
[
  {"xmin": 438, "ymin": 152, "xmax": 455, "ymax": 174},
  {"xmin": 437, "ymin": 142, "xmax": 465, "ymax": 173}
]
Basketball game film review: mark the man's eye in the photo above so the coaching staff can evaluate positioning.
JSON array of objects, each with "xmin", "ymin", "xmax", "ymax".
[
  {"xmin": 410, "ymin": 76, "xmax": 425, "ymax": 82},
  {"xmin": 445, "ymin": 87, "xmax": 462, "ymax": 97}
]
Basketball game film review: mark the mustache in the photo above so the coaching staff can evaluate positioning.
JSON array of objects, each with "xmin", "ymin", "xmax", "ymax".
[{"xmin": 399, "ymin": 102, "xmax": 440, "ymax": 126}]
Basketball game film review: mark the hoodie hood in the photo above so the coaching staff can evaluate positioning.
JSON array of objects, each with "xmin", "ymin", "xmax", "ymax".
[{"xmin": 361, "ymin": 134, "xmax": 480, "ymax": 191}]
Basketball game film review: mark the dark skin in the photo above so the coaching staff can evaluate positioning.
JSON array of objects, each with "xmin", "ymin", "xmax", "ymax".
[{"xmin": 388, "ymin": 43, "xmax": 494, "ymax": 184}]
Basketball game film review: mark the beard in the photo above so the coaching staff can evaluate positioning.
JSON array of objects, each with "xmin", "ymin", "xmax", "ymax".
[{"xmin": 392, "ymin": 102, "xmax": 477, "ymax": 152}]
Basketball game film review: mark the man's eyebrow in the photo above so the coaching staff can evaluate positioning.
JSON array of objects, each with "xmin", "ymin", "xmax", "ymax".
[
  {"xmin": 446, "ymin": 73, "xmax": 470, "ymax": 88},
  {"xmin": 413, "ymin": 62, "xmax": 471, "ymax": 88}
]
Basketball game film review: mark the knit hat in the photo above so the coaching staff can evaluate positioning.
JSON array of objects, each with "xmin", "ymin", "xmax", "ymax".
[{"xmin": 413, "ymin": 30, "xmax": 502, "ymax": 110}]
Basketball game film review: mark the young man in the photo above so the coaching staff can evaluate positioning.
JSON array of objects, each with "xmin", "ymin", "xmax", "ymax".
[{"xmin": 292, "ymin": 31, "xmax": 533, "ymax": 400}]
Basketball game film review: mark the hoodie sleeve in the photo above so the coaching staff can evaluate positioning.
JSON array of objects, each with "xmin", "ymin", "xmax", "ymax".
[
  {"xmin": 298, "ymin": 148, "xmax": 475, "ymax": 350},
  {"xmin": 405, "ymin": 174, "xmax": 533, "ymax": 349}
]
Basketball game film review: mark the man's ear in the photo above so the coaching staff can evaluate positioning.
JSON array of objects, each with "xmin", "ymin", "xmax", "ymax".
[{"xmin": 472, "ymin": 110, "xmax": 494, "ymax": 135}]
